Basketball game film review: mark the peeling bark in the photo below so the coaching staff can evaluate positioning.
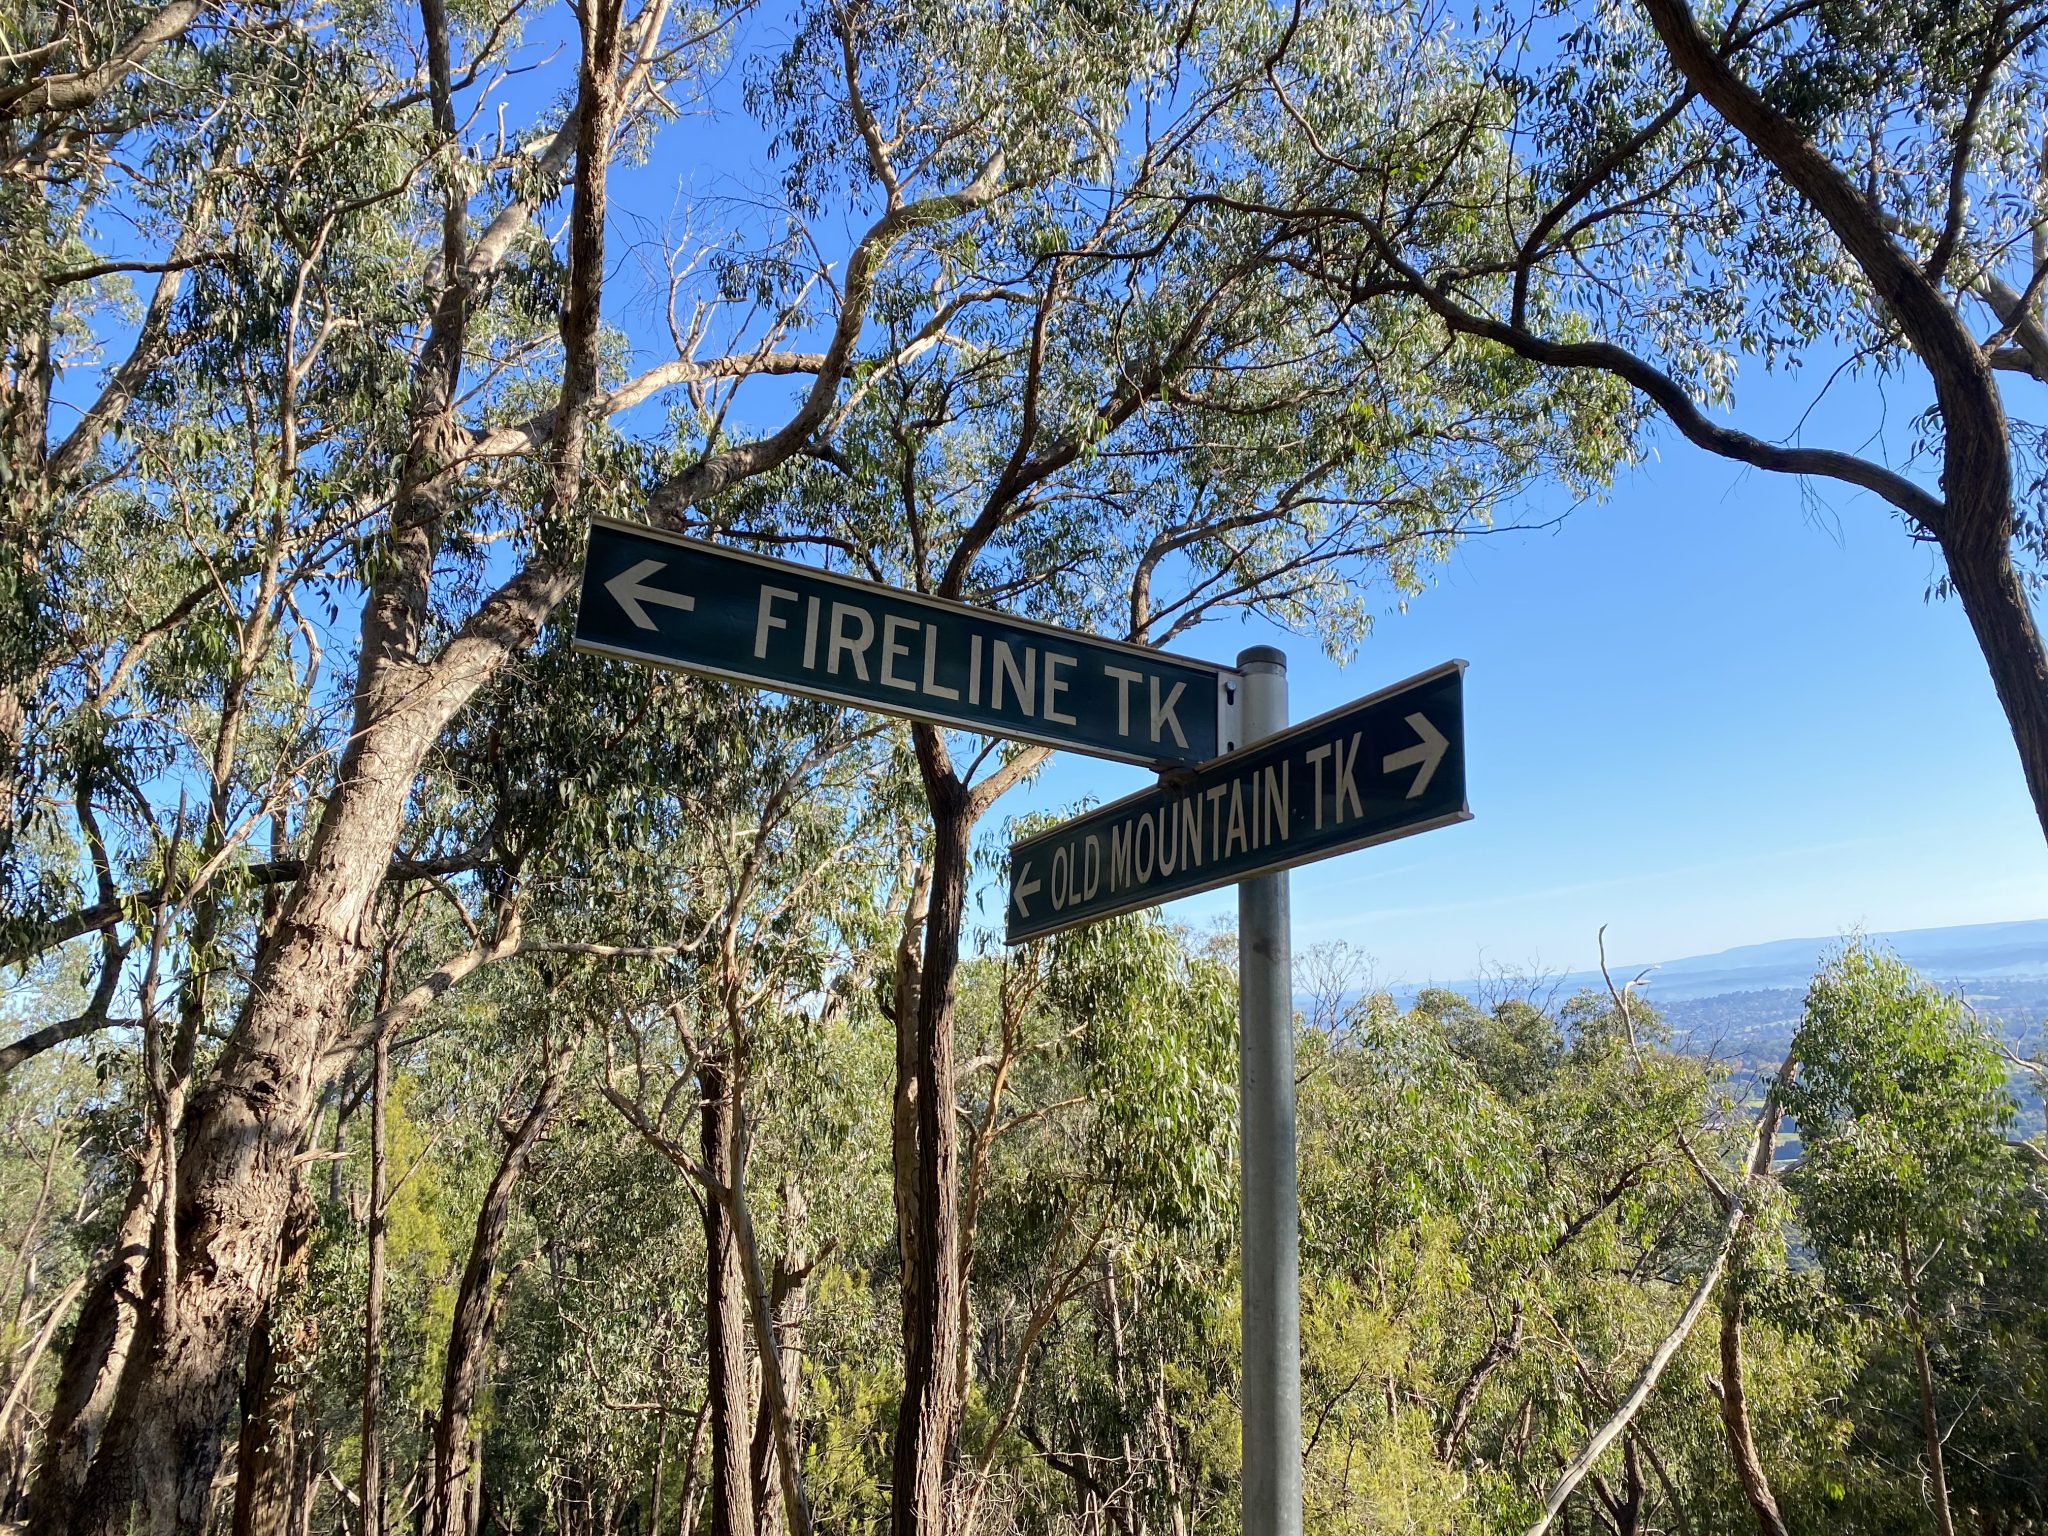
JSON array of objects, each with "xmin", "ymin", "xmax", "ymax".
[{"xmin": 232, "ymin": 1179, "xmax": 318, "ymax": 1536}]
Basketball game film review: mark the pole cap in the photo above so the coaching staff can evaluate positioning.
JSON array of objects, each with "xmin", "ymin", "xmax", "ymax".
[{"xmin": 1236, "ymin": 644, "xmax": 1287, "ymax": 671}]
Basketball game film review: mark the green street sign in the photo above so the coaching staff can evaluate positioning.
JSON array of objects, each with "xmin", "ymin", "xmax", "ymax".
[
  {"xmin": 1005, "ymin": 662, "xmax": 1469, "ymax": 943},
  {"xmin": 573, "ymin": 518, "xmax": 1240, "ymax": 768}
]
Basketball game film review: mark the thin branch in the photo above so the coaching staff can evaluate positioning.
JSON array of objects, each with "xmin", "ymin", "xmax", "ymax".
[
  {"xmin": 4, "ymin": 850, "xmax": 485, "ymax": 971},
  {"xmin": 1523, "ymin": 1051, "xmax": 1791, "ymax": 1536}
]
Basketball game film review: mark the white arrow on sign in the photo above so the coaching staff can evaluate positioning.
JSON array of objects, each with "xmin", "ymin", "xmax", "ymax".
[
  {"xmin": 1011, "ymin": 860, "xmax": 1041, "ymax": 918},
  {"xmin": 1381, "ymin": 712, "xmax": 1448, "ymax": 799},
  {"xmin": 605, "ymin": 559, "xmax": 697, "ymax": 631}
]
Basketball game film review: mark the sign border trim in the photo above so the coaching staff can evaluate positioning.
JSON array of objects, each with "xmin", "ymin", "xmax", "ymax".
[
  {"xmin": 582, "ymin": 516, "xmax": 1238, "ymax": 675},
  {"xmin": 1007, "ymin": 807, "xmax": 1474, "ymax": 943},
  {"xmin": 1006, "ymin": 658, "xmax": 1471, "ymax": 942}
]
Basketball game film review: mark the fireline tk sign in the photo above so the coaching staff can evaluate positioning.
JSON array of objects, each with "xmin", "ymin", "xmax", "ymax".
[
  {"xmin": 1005, "ymin": 661, "xmax": 1468, "ymax": 943},
  {"xmin": 573, "ymin": 517, "xmax": 1238, "ymax": 768}
]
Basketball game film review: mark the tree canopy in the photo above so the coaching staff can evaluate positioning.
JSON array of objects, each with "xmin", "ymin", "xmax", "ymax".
[{"xmin": 0, "ymin": 0, "xmax": 2045, "ymax": 1532}]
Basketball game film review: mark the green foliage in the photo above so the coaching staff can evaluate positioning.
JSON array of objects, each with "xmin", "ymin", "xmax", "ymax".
[
  {"xmin": 1784, "ymin": 940, "xmax": 2048, "ymax": 1528},
  {"xmin": 3, "ymin": 0, "xmax": 2046, "ymax": 1530},
  {"xmin": 1788, "ymin": 941, "xmax": 2019, "ymax": 1253}
]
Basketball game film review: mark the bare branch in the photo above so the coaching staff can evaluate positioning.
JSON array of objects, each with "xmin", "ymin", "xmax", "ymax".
[{"xmin": 645, "ymin": 150, "xmax": 1008, "ymax": 522}]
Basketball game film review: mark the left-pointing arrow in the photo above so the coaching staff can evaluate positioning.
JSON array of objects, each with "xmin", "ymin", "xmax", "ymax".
[
  {"xmin": 605, "ymin": 559, "xmax": 697, "ymax": 631},
  {"xmin": 1011, "ymin": 860, "xmax": 1041, "ymax": 919}
]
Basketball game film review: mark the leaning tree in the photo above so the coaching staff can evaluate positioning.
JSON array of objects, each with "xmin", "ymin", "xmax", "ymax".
[{"xmin": 1220, "ymin": 0, "xmax": 2048, "ymax": 838}]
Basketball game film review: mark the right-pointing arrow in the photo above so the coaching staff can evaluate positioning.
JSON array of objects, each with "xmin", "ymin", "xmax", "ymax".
[
  {"xmin": 1381, "ymin": 712, "xmax": 1448, "ymax": 799},
  {"xmin": 1011, "ymin": 860, "xmax": 1041, "ymax": 919},
  {"xmin": 605, "ymin": 559, "xmax": 697, "ymax": 631}
]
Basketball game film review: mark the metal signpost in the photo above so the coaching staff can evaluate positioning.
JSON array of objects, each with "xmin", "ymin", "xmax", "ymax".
[
  {"xmin": 573, "ymin": 517, "xmax": 1239, "ymax": 768},
  {"xmin": 574, "ymin": 523, "xmax": 1470, "ymax": 1536},
  {"xmin": 1234, "ymin": 647, "xmax": 1300, "ymax": 1535},
  {"xmin": 1004, "ymin": 654, "xmax": 1467, "ymax": 1536}
]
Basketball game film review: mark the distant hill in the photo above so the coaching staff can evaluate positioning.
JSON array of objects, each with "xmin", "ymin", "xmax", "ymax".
[
  {"xmin": 1616, "ymin": 918, "xmax": 2048, "ymax": 1000},
  {"xmin": 1399, "ymin": 917, "xmax": 2048, "ymax": 1008},
  {"xmin": 1385, "ymin": 918, "xmax": 2048, "ymax": 1120}
]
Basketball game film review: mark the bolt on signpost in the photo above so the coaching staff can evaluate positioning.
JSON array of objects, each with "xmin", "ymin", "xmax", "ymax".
[{"xmin": 573, "ymin": 520, "xmax": 1470, "ymax": 1535}]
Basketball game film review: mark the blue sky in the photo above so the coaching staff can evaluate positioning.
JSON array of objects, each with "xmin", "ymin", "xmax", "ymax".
[
  {"xmin": 533, "ymin": 13, "xmax": 2046, "ymax": 983},
  {"xmin": 985, "ymin": 361, "xmax": 2048, "ymax": 982}
]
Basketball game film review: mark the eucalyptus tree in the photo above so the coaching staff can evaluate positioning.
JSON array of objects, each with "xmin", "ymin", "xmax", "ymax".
[
  {"xmin": 0, "ymin": 0, "xmax": 236, "ymax": 857},
  {"xmin": 1223, "ymin": 0, "xmax": 2048, "ymax": 839},
  {"xmin": 936, "ymin": 914, "xmax": 1238, "ymax": 1534},
  {"xmin": 708, "ymin": 8, "xmax": 1635, "ymax": 1522},
  {"xmin": 587, "ymin": 683, "xmax": 898, "ymax": 1536},
  {"xmin": 486, "ymin": 1096, "xmax": 716, "ymax": 1536},
  {"xmin": 1286, "ymin": 982, "xmax": 1818, "ymax": 1534},
  {"xmin": 2, "ymin": 0, "xmax": 808, "ymax": 1517},
  {"xmin": 264, "ymin": 629, "xmax": 828, "ymax": 1536},
  {"xmin": 1784, "ymin": 942, "xmax": 2045, "ymax": 1536}
]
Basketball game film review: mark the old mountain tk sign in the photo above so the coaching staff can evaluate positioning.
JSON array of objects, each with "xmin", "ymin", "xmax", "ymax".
[{"xmin": 1006, "ymin": 662, "xmax": 1468, "ymax": 942}]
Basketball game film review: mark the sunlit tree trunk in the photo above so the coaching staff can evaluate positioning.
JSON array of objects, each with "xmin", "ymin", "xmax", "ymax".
[
  {"xmin": 424, "ymin": 1059, "xmax": 569, "ymax": 1536},
  {"xmin": 34, "ymin": 0, "xmax": 622, "ymax": 1514}
]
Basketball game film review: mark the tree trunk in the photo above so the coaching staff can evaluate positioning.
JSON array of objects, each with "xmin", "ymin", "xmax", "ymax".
[
  {"xmin": 1439, "ymin": 1303, "xmax": 1524, "ymax": 1462},
  {"xmin": 66, "ymin": 802, "xmax": 419, "ymax": 1536},
  {"xmin": 233, "ymin": 1179, "xmax": 318, "ymax": 1536},
  {"xmin": 363, "ymin": 1028, "xmax": 391, "ymax": 1536},
  {"xmin": 701, "ymin": 1056, "xmax": 755, "ymax": 1536},
  {"xmin": 1940, "ymin": 526, "xmax": 2048, "ymax": 844},
  {"xmin": 1624, "ymin": 0, "xmax": 2048, "ymax": 847},
  {"xmin": 27, "ymin": 1152, "xmax": 154, "ymax": 1530},
  {"xmin": 1591, "ymin": 1438, "xmax": 1642, "ymax": 1536},
  {"xmin": 674, "ymin": 1401, "xmax": 710, "ymax": 1536},
  {"xmin": 891, "ymin": 778, "xmax": 972, "ymax": 1536},
  {"xmin": 1101, "ymin": 1256, "xmax": 1142, "ymax": 1536},
  {"xmin": 1524, "ymin": 1069, "xmax": 1786, "ymax": 1536},
  {"xmin": 423, "ymin": 1058, "xmax": 569, "ymax": 1536},
  {"xmin": 648, "ymin": 1407, "xmax": 668, "ymax": 1536},
  {"xmin": 292, "ymin": 1417, "xmax": 321, "ymax": 1536},
  {"xmin": 472, "ymin": 1450, "xmax": 493, "ymax": 1536},
  {"xmin": 887, "ymin": 865, "xmax": 928, "ymax": 1504},
  {"xmin": 464, "ymin": 1432, "xmax": 484, "ymax": 1536},
  {"xmin": 1715, "ymin": 1295, "xmax": 1788, "ymax": 1536},
  {"xmin": 1151, "ymin": 1365, "xmax": 1187, "ymax": 1536},
  {"xmin": 1900, "ymin": 1226, "xmax": 1956, "ymax": 1536},
  {"xmin": 750, "ymin": 1179, "xmax": 811, "ymax": 1536},
  {"xmin": 35, "ymin": 0, "xmax": 622, "ymax": 1510}
]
